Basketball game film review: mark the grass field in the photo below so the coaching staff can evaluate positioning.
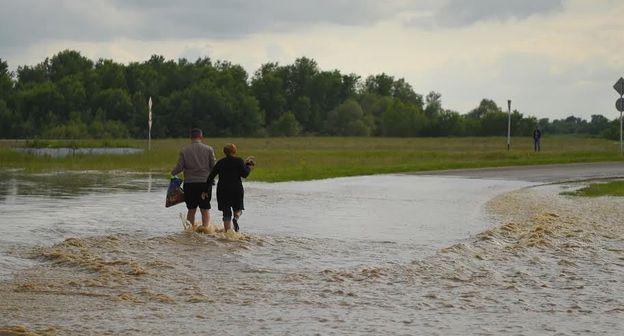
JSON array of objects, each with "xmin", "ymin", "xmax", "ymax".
[
  {"xmin": 1, "ymin": 137, "xmax": 623, "ymax": 182},
  {"xmin": 563, "ymin": 180, "xmax": 624, "ymax": 197}
]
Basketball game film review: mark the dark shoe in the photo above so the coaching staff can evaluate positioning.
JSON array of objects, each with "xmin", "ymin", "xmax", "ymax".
[{"xmin": 233, "ymin": 217, "xmax": 239, "ymax": 232}]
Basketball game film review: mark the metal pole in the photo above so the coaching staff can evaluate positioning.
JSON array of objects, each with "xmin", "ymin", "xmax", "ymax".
[
  {"xmin": 148, "ymin": 97, "xmax": 153, "ymax": 152},
  {"xmin": 507, "ymin": 100, "xmax": 511, "ymax": 151},
  {"xmin": 615, "ymin": 79, "xmax": 624, "ymax": 154}
]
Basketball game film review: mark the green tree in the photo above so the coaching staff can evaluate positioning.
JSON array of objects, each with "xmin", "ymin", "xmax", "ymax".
[
  {"xmin": 251, "ymin": 63, "xmax": 287, "ymax": 126},
  {"xmin": 15, "ymin": 82, "xmax": 63, "ymax": 130},
  {"xmin": 269, "ymin": 112, "xmax": 301, "ymax": 136},
  {"xmin": 391, "ymin": 78, "xmax": 423, "ymax": 106},
  {"xmin": 0, "ymin": 59, "xmax": 12, "ymax": 101},
  {"xmin": 340, "ymin": 73, "xmax": 360, "ymax": 101},
  {"xmin": 480, "ymin": 111, "xmax": 508, "ymax": 136},
  {"xmin": 89, "ymin": 119, "xmax": 130, "ymax": 138},
  {"xmin": 466, "ymin": 99, "xmax": 501, "ymax": 119},
  {"xmin": 512, "ymin": 112, "xmax": 536, "ymax": 136},
  {"xmin": 3, "ymin": 50, "xmax": 620, "ymax": 141},
  {"xmin": 589, "ymin": 114, "xmax": 610, "ymax": 135},
  {"xmin": 307, "ymin": 70, "xmax": 343, "ymax": 131},
  {"xmin": 326, "ymin": 99, "xmax": 373, "ymax": 136},
  {"xmin": 16, "ymin": 61, "xmax": 49, "ymax": 87},
  {"xmin": 56, "ymin": 75, "xmax": 87, "ymax": 118},
  {"xmin": 424, "ymin": 91, "xmax": 442, "ymax": 118},
  {"xmin": 92, "ymin": 88, "xmax": 133, "ymax": 122},
  {"xmin": 364, "ymin": 73, "xmax": 394, "ymax": 96},
  {"xmin": 436, "ymin": 110, "xmax": 464, "ymax": 136},
  {"xmin": 601, "ymin": 118, "xmax": 620, "ymax": 140},
  {"xmin": 292, "ymin": 96, "xmax": 311, "ymax": 126},
  {"xmin": 95, "ymin": 59, "xmax": 127, "ymax": 90},
  {"xmin": 43, "ymin": 119, "xmax": 89, "ymax": 139},
  {"xmin": 359, "ymin": 93, "xmax": 392, "ymax": 135},
  {"xmin": 381, "ymin": 100, "xmax": 426, "ymax": 137},
  {"xmin": 0, "ymin": 99, "xmax": 20, "ymax": 137},
  {"xmin": 286, "ymin": 57, "xmax": 319, "ymax": 99},
  {"xmin": 48, "ymin": 50, "xmax": 93, "ymax": 82}
]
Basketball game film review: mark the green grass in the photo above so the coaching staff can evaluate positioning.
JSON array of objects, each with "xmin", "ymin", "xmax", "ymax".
[
  {"xmin": 1, "ymin": 137, "xmax": 623, "ymax": 182},
  {"xmin": 562, "ymin": 180, "xmax": 624, "ymax": 197}
]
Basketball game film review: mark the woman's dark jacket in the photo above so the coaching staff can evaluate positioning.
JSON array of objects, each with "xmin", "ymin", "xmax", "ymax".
[{"xmin": 207, "ymin": 156, "xmax": 251, "ymax": 211}]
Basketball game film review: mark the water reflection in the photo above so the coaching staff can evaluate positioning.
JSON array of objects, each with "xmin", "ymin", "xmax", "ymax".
[
  {"xmin": 0, "ymin": 171, "xmax": 164, "ymax": 201},
  {"xmin": 14, "ymin": 147, "xmax": 143, "ymax": 157}
]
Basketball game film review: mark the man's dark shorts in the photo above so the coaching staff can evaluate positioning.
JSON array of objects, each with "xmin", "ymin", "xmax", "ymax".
[{"xmin": 183, "ymin": 182, "xmax": 211, "ymax": 210}]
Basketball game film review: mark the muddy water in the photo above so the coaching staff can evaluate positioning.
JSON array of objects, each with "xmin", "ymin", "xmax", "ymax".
[{"xmin": 0, "ymin": 171, "xmax": 622, "ymax": 335}]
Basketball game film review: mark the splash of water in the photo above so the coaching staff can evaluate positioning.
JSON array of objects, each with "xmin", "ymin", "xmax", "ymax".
[{"xmin": 178, "ymin": 213, "xmax": 251, "ymax": 241}]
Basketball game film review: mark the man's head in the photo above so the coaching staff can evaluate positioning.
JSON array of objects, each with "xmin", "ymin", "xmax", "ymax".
[
  {"xmin": 190, "ymin": 128, "xmax": 203, "ymax": 140},
  {"xmin": 223, "ymin": 143, "xmax": 237, "ymax": 156}
]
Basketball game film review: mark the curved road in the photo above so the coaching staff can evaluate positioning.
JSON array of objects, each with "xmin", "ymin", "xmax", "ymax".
[{"xmin": 412, "ymin": 161, "xmax": 624, "ymax": 183}]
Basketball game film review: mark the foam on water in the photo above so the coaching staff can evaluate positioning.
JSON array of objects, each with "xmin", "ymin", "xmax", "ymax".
[
  {"xmin": 1, "ymin": 172, "xmax": 624, "ymax": 334},
  {"xmin": 179, "ymin": 213, "xmax": 253, "ymax": 242}
]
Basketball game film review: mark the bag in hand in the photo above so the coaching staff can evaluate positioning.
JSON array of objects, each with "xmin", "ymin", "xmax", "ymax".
[
  {"xmin": 165, "ymin": 176, "xmax": 185, "ymax": 207},
  {"xmin": 245, "ymin": 156, "xmax": 256, "ymax": 167}
]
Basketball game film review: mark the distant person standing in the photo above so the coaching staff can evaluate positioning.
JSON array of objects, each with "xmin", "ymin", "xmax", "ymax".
[
  {"xmin": 171, "ymin": 128, "xmax": 216, "ymax": 229},
  {"xmin": 533, "ymin": 128, "xmax": 542, "ymax": 152},
  {"xmin": 207, "ymin": 143, "xmax": 255, "ymax": 232}
]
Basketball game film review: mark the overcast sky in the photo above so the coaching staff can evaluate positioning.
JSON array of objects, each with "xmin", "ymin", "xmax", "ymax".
[{"xmin": 1, "ymin": 0, "xmax": 623, "ymax": 119}]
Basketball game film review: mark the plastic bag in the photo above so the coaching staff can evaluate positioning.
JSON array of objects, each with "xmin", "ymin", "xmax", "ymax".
[
  {"xmin": 165, "ymin": 176, "xmax": 185, "ymax": 208},
  {"xmin": 245, "ymin": 156, "xmax": 256, "ymax": 167}
]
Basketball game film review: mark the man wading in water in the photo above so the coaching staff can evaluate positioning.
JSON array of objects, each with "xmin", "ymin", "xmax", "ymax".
[{"xmin": 171, "ymin": 128, "xmax": 216, "ymax": 230}]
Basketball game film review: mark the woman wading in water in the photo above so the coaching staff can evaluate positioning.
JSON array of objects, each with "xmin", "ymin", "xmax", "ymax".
[{"xmin": 207, "ymin": 144, "xmax": 255, "ymax": 232}]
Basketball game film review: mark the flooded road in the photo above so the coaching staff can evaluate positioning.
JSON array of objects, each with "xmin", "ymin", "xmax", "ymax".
[{"xmin": 0, "ymin": 168, "xmax": 623, "ymax": 335}]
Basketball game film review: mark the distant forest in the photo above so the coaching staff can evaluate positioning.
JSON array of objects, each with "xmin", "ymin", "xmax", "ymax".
[{"xmin": 0, "ymin": 50, "xmax": 620, "ymax": 139}]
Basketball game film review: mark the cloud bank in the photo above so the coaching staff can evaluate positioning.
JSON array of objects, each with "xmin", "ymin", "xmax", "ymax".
[{"xmin": 1, "ymin": 0, "xmax": 622, "ymax": 119}]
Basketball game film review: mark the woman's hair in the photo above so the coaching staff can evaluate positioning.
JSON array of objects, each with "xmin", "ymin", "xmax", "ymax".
[{"xmin": 223, "ymin": 143, "xmax": 237, "ymax": 156}]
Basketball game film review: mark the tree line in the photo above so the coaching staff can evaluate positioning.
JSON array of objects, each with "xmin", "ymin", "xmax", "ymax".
[{"xmin": 0, "ymin": 50, "xmax": 620, "ymax": 139}]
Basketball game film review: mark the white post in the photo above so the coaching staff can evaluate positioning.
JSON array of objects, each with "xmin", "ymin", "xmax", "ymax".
[
  {"xmin": 620, "ymin": 110, "xmax": 623, "ymax": 155},
  {"xmin": 507, "ymin": 99, "xmax": 511, "ymax": 151},
  {"xmin": 148, "ymin": 97, "xmax": 153, "ymax": 151}
]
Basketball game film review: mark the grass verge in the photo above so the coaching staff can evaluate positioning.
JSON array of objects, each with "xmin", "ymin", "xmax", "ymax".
[
  {"xmin": 1, "ymin": 137, "xmax": 623, "ymax": 182},
  {"xmin": 562, "ymin": 180, "xmax": 624, "ymax": 197}
]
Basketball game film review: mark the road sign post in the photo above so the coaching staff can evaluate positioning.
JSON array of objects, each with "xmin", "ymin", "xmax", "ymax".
[
  {"xmin": 617, "ymin": 97, "xmax": 624, "ymax": 154},
  {"xmin": 614, "ymin": 78, "xmax": 624, "ymax": 155},
  {"xmin": 507, "ymin": 100, "xmax": 511, "ymax": 151}
]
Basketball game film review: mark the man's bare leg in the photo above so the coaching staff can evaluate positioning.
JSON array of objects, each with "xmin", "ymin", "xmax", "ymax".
[
  {"xmin": 200, "ymin": 209, "xmax": 210, "ymax": 227},
  {"xmin": 187, "ymin": 208, "xmax": 197, "ymax": 230}
]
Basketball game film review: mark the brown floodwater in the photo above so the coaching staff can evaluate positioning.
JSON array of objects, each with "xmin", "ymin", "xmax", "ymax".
[{"xmin": 0, "ymin": 171, "xmax": 622, "ymax": 335}]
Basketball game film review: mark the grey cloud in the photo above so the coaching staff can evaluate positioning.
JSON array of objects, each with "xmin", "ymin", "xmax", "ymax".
[
  {"xmin": 421, "ymin": 51, "xmax": 617, "ymax": 119},
  {"xmin": 0, "ymin": 0, "xmax": 397, "ymax": 49},
  {"xmin": 0, "ymin": 0, "xmax": 136, "ymax": 46},
  {"xmin": 429, "ymin": 0, "xmax": 566, "ymax": 27},
  {"xmin": 0, "ymin": 0, "xmax": 566, "ymax": 50},
  {"xmin": 124, "ymin": 0, "xmax": 391, "ymax": 39}
]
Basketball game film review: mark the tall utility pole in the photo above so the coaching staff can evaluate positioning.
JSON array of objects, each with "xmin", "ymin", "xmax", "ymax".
[{"xmin": 507, "ymin": 100, "xmax": 511, "ymax": 151}]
